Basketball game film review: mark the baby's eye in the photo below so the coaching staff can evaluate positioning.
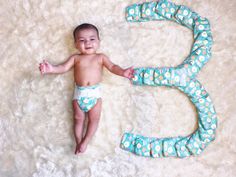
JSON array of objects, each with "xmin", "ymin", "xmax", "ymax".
[
  {"xmin": 79, "ymin": 40, "xmax": 84, "ymax": 42},
  {"xmin": 90, "ymin": 39, "xmax": 95, "ymax": 41}
]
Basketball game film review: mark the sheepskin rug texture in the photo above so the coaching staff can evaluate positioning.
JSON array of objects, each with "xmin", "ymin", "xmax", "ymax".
[{"xmin": 0, "ymin": 0, "xmax": 235, "ymax": 176}]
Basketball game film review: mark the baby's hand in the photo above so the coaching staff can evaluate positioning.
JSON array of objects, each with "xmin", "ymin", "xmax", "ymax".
[
  {"xmin": 123, "ymin": 66, "xmax": 134, "ymax": 79},
  {"xmin": 39, "ymin": 60, "xmax": 53, "ymax": 75}
]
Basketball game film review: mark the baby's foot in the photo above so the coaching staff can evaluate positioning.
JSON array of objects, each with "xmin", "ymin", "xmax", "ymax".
[
  {"xmin": 79, "ymin": 141, "xmax": 88, "ymax": 153},
  {"xmin": 75, "ymin": 144, "xmax": 81, "ymax": 155}
]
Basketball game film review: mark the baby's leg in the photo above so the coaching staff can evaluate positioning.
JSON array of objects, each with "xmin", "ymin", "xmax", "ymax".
[
  {"xmin": 72, "ymin": 100, "xmax": 85, "ymax": 154},
  {"xmin": 79, "ymin": 99, "xmax": 102, "ymax": 153}
]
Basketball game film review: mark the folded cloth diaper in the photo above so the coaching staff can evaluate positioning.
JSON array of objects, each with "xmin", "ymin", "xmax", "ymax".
[{"xmin": 120, "ymin": 0, "xmax": 217, "ymax": 158}]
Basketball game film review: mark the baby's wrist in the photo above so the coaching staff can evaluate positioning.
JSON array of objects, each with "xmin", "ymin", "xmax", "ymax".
[
  {"xmin": 48, "ymin": 65, "xmax": 57, "ymax": 74},
  {"xmin": 122, "ymin": 70, "xmax": 126, "ymax": 77},
  {"xmin": 49, "ymin": 67, "xmax": 55, "ymax": 74}
]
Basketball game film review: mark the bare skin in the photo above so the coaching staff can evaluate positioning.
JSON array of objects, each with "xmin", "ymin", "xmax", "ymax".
[{"xmin": 39, "ymin": 28, "xmax": 134, "ymax": 154}]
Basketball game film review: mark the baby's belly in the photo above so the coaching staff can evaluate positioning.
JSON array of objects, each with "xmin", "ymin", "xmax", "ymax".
[{"xmin": 74, "ymin": 73, "xmax": 102, "ymax": 86}]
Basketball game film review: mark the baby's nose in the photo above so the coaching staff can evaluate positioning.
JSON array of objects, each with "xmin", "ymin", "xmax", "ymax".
[{"xmin": 85, "ymin": 40, "xmax": 91, "ymax": 44}]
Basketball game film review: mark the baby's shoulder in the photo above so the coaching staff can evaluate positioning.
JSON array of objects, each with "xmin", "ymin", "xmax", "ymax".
[
  {"xmin": 69, "ymin": 53, "xmax": 82, "ymax": 63},
  {"xmin": 94, "ymin": 53, "xmax": 111, "ymax": 66},
  {"xmin": 96, "ymin": 53, "xmax": 108, "ymax": 60},
  {"xmin": 70, "ymin": 53, "xmax": 81, "ymax": 59}
]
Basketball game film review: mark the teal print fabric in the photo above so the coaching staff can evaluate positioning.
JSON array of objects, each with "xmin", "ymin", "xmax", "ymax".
[{"xmin": 120, "ymin": 0, "xmax": 217, "ymax": 158}]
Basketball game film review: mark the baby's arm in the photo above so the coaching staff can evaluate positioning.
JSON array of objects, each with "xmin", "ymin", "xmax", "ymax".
[
  {"xmin": 39, "ymin": 55, "xmax": 76, "ymax": 75},
  {"xmin": 102, "ymin": 54, "xmax": 134, "ymax": 79}
]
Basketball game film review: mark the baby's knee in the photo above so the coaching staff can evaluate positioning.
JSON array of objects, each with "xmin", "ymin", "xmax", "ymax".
[
  {"xmin": 88, "ymin": 114, "xmax": 101, "ymax": 123},
  {"xmin": 74, "ymin": 113, "xmax": 85, "ymax": 122}
]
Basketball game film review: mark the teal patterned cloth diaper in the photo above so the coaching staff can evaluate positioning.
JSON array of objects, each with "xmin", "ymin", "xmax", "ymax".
[
  {"xmin": 73, "ymin": 84, "xmax": 101, "ymax": 112},
  {"xmin": 120, "ymin": 0, "xmax": 217, "ymax": 158}
]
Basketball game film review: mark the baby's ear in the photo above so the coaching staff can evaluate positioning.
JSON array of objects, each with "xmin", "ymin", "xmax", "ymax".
[{"xmin": 74, "ymin": 41, "xmax": 79, "ymax": 48}]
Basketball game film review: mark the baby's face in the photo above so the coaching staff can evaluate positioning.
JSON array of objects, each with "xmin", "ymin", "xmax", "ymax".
[{"xmin": 75, "ymin": 29, "xmax": 100, "ymax": 55}]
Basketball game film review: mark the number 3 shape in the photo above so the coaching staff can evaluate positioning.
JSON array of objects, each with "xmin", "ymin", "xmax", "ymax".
[{"xmin": 120, "ymin": 0, "xmax": 217, "ymax": 158}]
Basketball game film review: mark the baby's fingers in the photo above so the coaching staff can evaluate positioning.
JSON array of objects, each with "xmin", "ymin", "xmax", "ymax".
[
  {"xmin": 39, "ymin": 63, "xmax": 45, "ymax": 74},
  {"xmin": 43, "ymin": 60, "xmax": 50, "ymax": 66},
  {"xmin": 129, "ymin": 67, "xmax": 135, "ymax": 75},
  {"xmin": 129, "ymin": 68, "xmax": 135, "ymax": 78}
]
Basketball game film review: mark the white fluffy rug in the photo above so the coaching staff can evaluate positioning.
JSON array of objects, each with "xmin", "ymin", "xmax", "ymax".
[{"xmin": 0, "ymin": 0, "xmax": 235, "ymax": 176}]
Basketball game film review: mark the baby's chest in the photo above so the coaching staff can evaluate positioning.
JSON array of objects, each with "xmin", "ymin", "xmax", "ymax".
[{"xmin": 75, "ymin": 58, "xmax": 102, "ymax": 68}]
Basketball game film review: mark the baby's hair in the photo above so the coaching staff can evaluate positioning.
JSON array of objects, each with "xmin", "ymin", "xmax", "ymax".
[{"xmin": 73, "ymin": 23, "xmax": 100, "ymax": 41}]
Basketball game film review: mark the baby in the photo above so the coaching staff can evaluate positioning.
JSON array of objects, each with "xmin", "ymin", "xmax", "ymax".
[{"xmin": 39, "ymin": 23, "xmax": 134, "ymax": 154}]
